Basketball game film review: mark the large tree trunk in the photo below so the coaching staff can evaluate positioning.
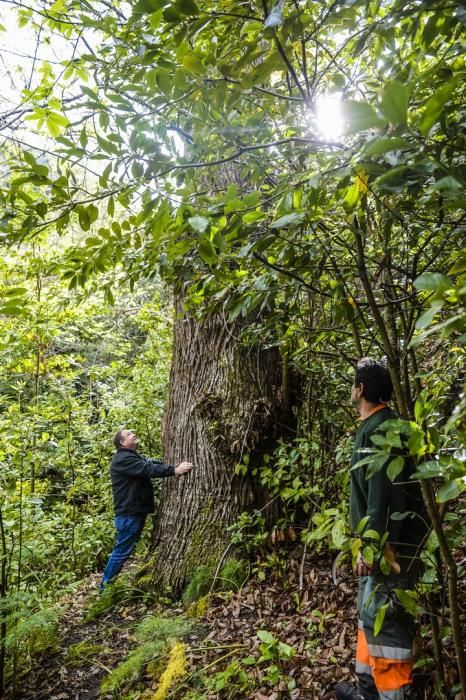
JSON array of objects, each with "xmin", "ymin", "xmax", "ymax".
[{"xmin": 150, "ymin": 296, "xmax": 285, "ymax": 595}]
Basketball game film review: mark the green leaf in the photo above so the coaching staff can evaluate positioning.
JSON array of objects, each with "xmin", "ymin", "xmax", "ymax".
[
  {"xmin": 80, "ymin": 128, "xmax": 88, "ymax": 148},
  {"xmin": 175, "ymin": 0, "xmax": 200, "ymax": 15},
  {"xmin": 362, "ymin": 546, "xmax": 374, "ymax": 565},
  {"xmin": 0, "ymin": 305, "xmax": 23, "ymax": 316},
  {"xmin": 370, "ymin": 434, "xmax": 388, "ymax": 447},
  {"xmin": 343, "ymin": 101, "xmax": 386, "ymax": 133},
  {"xmin": 198, "ymin": 237, "xmax": 215, "ymax": 264},
  {"xmin": 343, "ymin": 182, "xmax": 360, "ymax": 211},
  {"xmin": 134, "ymin": 0, "xmax": 168, "ymax": 13},
  {"xmin": 132, "ymin": 160, "xmax": 145, "ymax": 178},
  {"xmin": 387, "ymin": 456, "xmax": 404, "ymax": 481},
  {"xmin": 407, "ymin": 433, "xmax": 425, "ymax": 460},
  {"xmin": 270, "ymin": 212, "xmax": 305, "ymax": 228},
  {"xmin": 104, "ymin": 286, "xmax": 115, "ymax": 305},
  {"xmin": 415, "ymin": 301, "xmax": 444, "ymax": 330},
  {"xmin": 412, "ymin": 460, "xmax": 442, "ymax": 480},
  {"xmin": 24, "ymin": 151, "xmax": 37, "ymax": 168},
  {"xmin": 419, "ymin": 80, "xmax": 458, "ymax": 135},
  {"xmin": 394, "ymin": 589, "xmax": 421, "ymax": 616},
  {"xmin": 449, "ymin": 256, "xmax": 466, "ymax": 275},
  {"xmin": 182, "ymin": 54, "xmax": 203, "ymax": 74},
  {"xmin": 36, "ymin": 202, "xmax": 48, "ymax": 218},
  {"xmin": 390, "ymin": 511, "xmax": 412, "ymax": 521},
  {"xmin": 156, "ymin": 68, "xmax": 172, "ymax": 95},
  {"xmin": 374, "ymin": 603, "xmax": 388, "ymax": 636},
  {"xmin": 242, "ymin": 656, "xmax": 256, "ymax": 666},
  {"xmin": 437, "ymin": 479, "xmax": 464, "ymax": 503},
  {"xmin": 356, "ymin": 516, "xmax": 369, "ymax": 534},
  {"xmin": 428, "ymin": 176, "xmax": 463, "ymax": 194},
  {"xmin": 414, "ymin": 273, "xmax": 452, "ymax": 293},
  {"xmin": 365, "ymin": 453, "xmax": 388, "ymax": 478},
  {"xmin": 379, "ymin": 80, "xmax": 410, "ymax": 125},
  {"xmin": 362, "ymin": 137, "xmax": 410, "ymax": 157},
  {"xmin": 78, "ymin": 207, "xmax": 91, "ymax": 231},
  {"xmin": 99, "ymin": 112, "xmax": 110, "ymax": 129},
  {"xmin": 48, "ymin": 111, "xmax": 69, "ymax": 127},
  {"xmin": 374, "ymin": 165, "xmax": 409, "ymax": 189},
  {"xmin": 188, "ymin": 216, "xmax": 209, "ymax": 233},
  {"xmin": 331, "ymin": 520, "xmax": 346, "ymax": 548},
  {"xmin": 4, "ymin": 287, "xmax": 27, "ymax": 297},
  {"xmin": 24, "ymin": 152, "xmax": 48, "ymax": 177},
  {"xmin": 163, "ymin": 6, "xmax": 182, "ymax": 22},
  {"xmin": 87, "ymin": 204, "xmax": 99, "ymax": 224},
  {"xmin": 257, "ymin": 630, "xmax": 275, "ymax": 644}
]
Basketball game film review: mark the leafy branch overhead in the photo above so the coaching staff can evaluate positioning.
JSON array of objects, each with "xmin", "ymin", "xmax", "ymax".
[{"xmin": 0, "ymin": 0, "xmax": 465, "ymax": 697}]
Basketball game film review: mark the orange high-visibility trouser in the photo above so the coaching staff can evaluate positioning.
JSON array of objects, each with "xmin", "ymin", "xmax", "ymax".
[
  {"xmin": 356, "ymin": 621, "xmax": 414, "ymax": 700},
  {"xmin": 356, "ymin": 576, "xmax": 415, "ymax": 700}
]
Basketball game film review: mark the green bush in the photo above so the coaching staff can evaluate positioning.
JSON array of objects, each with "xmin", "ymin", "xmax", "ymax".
[
  {"xmin": 101, "ymin": 615, "xmax": 194, "ymax": 694},
  {"xmin": 182, "ymin": 565, "xmax": 214, "ymax": 605},
  {"xmin": 218, "ymin": 558, "xmax": 249, "ymax": 592}
]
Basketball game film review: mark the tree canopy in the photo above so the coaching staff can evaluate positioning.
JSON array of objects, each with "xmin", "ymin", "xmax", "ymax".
[{"xmin": 0, "ymin": 0, "xmax": 465, "ymax": 697}]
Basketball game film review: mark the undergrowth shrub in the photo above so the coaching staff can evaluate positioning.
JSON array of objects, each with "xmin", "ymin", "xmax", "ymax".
[
  {"xmin": 100, "ymin": 615, "xmax": 194, "ymax": 695},
  {"xmin": 2, "ymin": 593, "xmax": 60, "ymax": 686},
  {"xmin": 6, "ymin": 607, "xmax": 60, "ymax": 655},
  {"xmin": 218, "ymin": 558, "xmax": 249, "ymax": 592},
  {"xmin": 182, "ymin": 558, "xmax": 249, "ymax": 607},
  {"xmin": 182, "ymin": 565, "xmax": 213, "ymax": 605}
]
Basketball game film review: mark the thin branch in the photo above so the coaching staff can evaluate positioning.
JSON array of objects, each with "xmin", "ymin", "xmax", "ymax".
[
  {"xmin": 252, "ymin": 252, "xmax": 333, "ymax": 298},
  {"xmin": 156, "ymin": 136, "xmax": 341, "ymax": 178}
]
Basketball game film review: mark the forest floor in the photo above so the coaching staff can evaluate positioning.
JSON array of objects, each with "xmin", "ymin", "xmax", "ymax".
[{"xmin": 9, "ymin": 548, "xmax": 451, "ymax": 700}]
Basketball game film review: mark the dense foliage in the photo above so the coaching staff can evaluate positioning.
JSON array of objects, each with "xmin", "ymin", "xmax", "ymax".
[
  {"xmin": 0, "ymin": 241, "xmax": 172, "ymax": 689},
  {"xmin": 0, "ymin": 0, "xmax": 465, "ymax": 696}
]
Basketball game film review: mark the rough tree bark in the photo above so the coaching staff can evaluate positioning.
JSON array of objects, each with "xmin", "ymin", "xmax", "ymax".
[{"xmin": 150, "ymin": 296, "xmax": 287, "ymax": 595}]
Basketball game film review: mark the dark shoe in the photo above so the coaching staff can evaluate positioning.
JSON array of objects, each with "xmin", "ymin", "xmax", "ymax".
[{"xmin": 334, "ymin": 683, "xmax": 366, "ymax": 700}]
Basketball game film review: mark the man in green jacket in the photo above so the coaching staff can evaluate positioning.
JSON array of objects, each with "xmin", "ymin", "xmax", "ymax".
[
  {"xmin": 100, "ymin": 429, "xmax": 193, "ymax": 589},
  {"xmin": 335, "ymin": 359, "xmax": 427, "ymax": 700}
]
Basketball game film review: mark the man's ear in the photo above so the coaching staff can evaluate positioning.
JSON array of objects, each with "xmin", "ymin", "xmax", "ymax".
[{"xmin": 358, "ymin": 382, "xmax": 364, "ymax": 398}]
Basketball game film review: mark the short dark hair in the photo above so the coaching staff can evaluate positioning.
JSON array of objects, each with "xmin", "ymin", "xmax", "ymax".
[
  {"xmin": 354, "ymin": 357, "xmax": 393, "ymax": 404},
  {"xmin": 114, "ymin": 430, "xmax": 125, "ymax": 449}
]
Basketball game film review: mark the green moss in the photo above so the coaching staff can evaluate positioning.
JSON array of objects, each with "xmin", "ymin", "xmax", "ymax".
[
  {"xmin": 66, "ymin": 641, "xmax": 105, "ymax": 666},
  {"xmin": 183, "ymin": 506, "xmax": 230, "ymax": 580},
  {"xmin": 187, "ymin": 593, "xmax": 211, "ymax": 618}
]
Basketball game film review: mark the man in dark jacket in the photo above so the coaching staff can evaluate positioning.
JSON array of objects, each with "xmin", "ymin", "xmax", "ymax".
[
  {"xmin": 100, "ymin": 429, "xmax": 193, "ymax": 589},
  {"xmin": 335, "ymin": 359, "xmax": 427, "ymax": 700}
]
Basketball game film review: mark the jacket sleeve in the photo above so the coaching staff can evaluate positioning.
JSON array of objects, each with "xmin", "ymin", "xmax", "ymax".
[
  {"xmin": 364, "ymin": 434, "xmax": 407, "ymax": 541},
  {"xmin": 115, "ymin": 452, "xmax": 175, "ymax": 479},
  {"xmin": 144, "ymin": 457, "xmax": 175, "ymax": 478},
  {"xmin": 366, "ymin": 463, "xmax": 406, "ymax": 540}
]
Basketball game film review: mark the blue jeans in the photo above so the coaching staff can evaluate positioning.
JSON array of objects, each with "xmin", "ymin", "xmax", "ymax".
[{"xmin": 100, "ymin": 514, "xmax": 146, "ymax": 589}]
